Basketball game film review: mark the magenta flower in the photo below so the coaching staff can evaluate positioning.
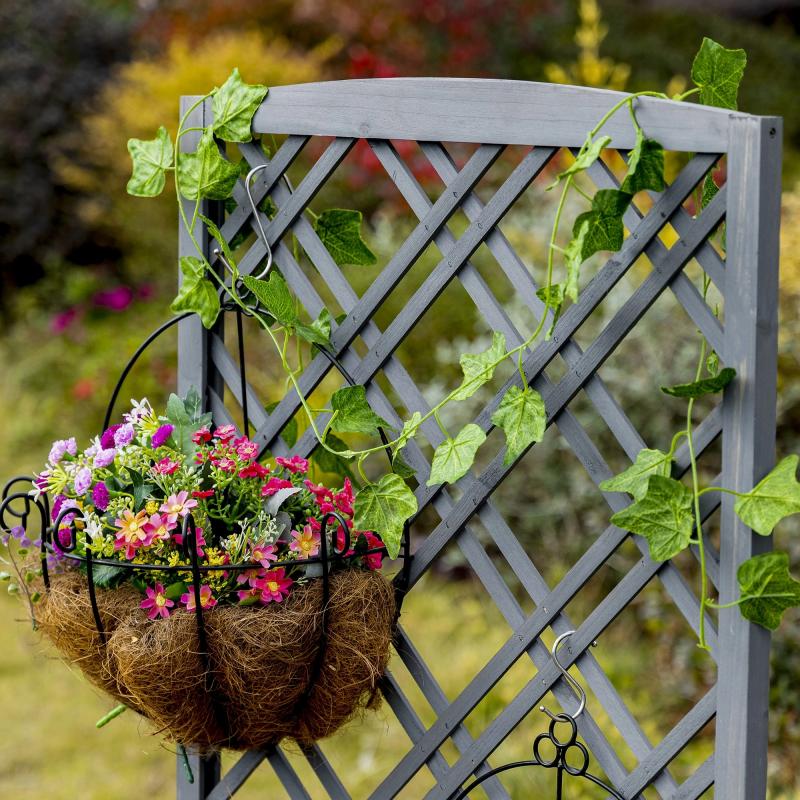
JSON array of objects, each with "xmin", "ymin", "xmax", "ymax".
[
  {"xmin": 93, "ymin": 286, "xmax": 134, "ymax": 312},
  {"xmin": 151, "ymin": 424, "xmax": 174, "ymax": 448},
  {"xmin": 216, "ymin": 457, "xmax": 237, "ymax": 473},
  {"xmin": 143, "ymin": 512, "xmax": 175, "ymax": 541},
  {"xmin": 172, "ymin": 527, "xmax": 206, "ymax": 557},
  {"xmin": 362, "ymin": 532, "xmax": 384, "ymax": 571},
  {"xmin": 93, "ymin": 448, "xmax": 116, "ymax": 468},
  {"xmin": 251, "ymin": 543, "xmax": 277, "ymax": 567},
  {"xmin": 160, "ymin": 491, "xmax": 198, "ymax": 524},
  {"xmin": 92, "ymin": 482, "xmax": 110, "ymax": 511},
  {"xmin": 151, "ymin": 457, "xmax": 180, "ymax": 476},
  {"xmin": 254, "ymin": 568, "xmax": 293, "ymax": 603},
  {"xmin": 50, "ymin": 307, "xmax": 81, "ymax": 334},
  {"xmin": 304, "ymin": 479, "xmax": 333, "ymax": 504},
  {"xmin": 214, "ymin": 424, "xmax": 237, "ymax": 442},
  {"xmin": 192, "ymin": 426, "xmax": 212, "ymax": 444},
  {"xmin": 180, "ymin": 584, "xmax": 217, "ymax": 612},
  {"xmin": 74, "ymin": 467, "xmax": 92, "ymax": 496},
  {"xmin": 261, "ymin": 477, "xmax": 293, "ymax": 497},
  {"xmin": 100, "ymin": 425, "xmax": 121, "ymax": 450},
  {"xmin": 276, "ymin": 455, "xmax": 309, "ymax": 474},
  {"xmin": 237, "ymin": 586, "xmax": 262, "ymax": 604},
  {"xmin": 235, "ymin": 439, "xmax": 259, "ymax": 461},
  {"xmin": 236, "ymin": 566, "xmax": 265, "ymax": 585},
  {"xmin": 140, "ymin": 583, "xmax": 174, "ymax": 620},
  {"xmin": 239, "ymin": 462, "xmax": 269, "ymax": 479},
  {"xmin": 290, "ymin": 524, "xmax": 321, "ymax": 559},
  {"xmin": 334, "ymin": 478, "xmax": 355, "ymax": 516}
]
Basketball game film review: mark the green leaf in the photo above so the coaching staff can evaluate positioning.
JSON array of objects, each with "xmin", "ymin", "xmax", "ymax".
[
  {"xmin": 165, "ymin": 392, "xmax": 203, "ymax": 457},
  {"xmin": 661, "ymin": 367, "xmax": 735, "ymax": 398},
  {"xmin": 354, "ymin": 474, "xmax": 418, "ymax": 559},
  {"xmin": 330, "ymin": 386, "xmax": 390, "ymax": 435},
  {"xmin": 182, "ymin": 387, "xmax": 211, "ymax": 427},
  {"xmin": 549, "ymin": 135, "xmax": 612, "ymax": 188},
  {"xmin": 200, "ymin": 214, "xmax": 237, "ymax": 271},
  {"xmin": 610, "ymin": 475, "xmax": 695, "ymax": 561},
  {"xmin": 171, "ymin": 256, "xmax": 220, "ymax": 329},
  {"xmin": 734, "ymin": 456, "xmax": 800, "ymax": 536},
  {"xmin": 691, "ymin": 37, "xmax": 747, "ymax": 110},
  {"xmin": 211, "ymin": 68, "xmax": 268, "ymax": 143},
  {"xmin": 737, "ymin": 552, "xmax": 800, "ymax": 631},
  {"xmin": 127, "ymin": 126, "xmax": 173, "ymax": 197},
  {"xmin": 265, "ymin": 401, "xmax": 298, "ymax": 449},
  {"xmin": 452, "ymin": 332, "xmax": 507, "ymax": 402},
  {"xmin": 165, "ymin": 581, "xmax": 189, "ymax": 602},
  {"xmin": 126, "ymin": 468, "xmax": 156, "ymax": 510},
  {"xmin": 91, "ymin": 564, "xmax": 128, "ymax": 589},
  {"xmin": 312, "ymin": 433, "xmax": 354, "ymax": 479},
  {"xmin": 314, "ymin": 209, "xmax": 377, "ymax": 266},
  {"xmin": 620, "ymin": 130, "xmax": 666, "ymax": 195},
  {"xmin": 491, "ymin": 386, "xmax": 546, "ymax": 465},
  {"xmin": 295, "ymin": 308, "xmax": 332, "ymax": 346},
  {"xmin": 706, "ymin": 351, "xmax": 720, "ymax": 376},
  {"xmin": 428, "ymin": 423, "xmax": 486, "ymax": 486},
  {"xmin": 177, "ymin": 131, "xmax": 240, "ymax": 201},
  {"xmin": 573, "ymin": 189, "xmax": 632, "ymax": 261},
  {"xmin": 564, "ymin": 223, "xmax": 588, "ymax": 302},
  {"xmin": 701, "ymin": 174, "xmax": 720, "ymax": 209},
  {"xmin": 600, "ymin": 448, "xmax": 673, "ymax": 501},
  {"xmin": 397, "ymin": 412, "xmax": 422, "ymax": 449},
  {"xmin": 536, "ymin": 283, "xmax": 566, "ymax": 337},
  {"xmin": 391, "ymin": 447, "xmax": 416, "ymax": 479},
  {"xmin": 241, "ymin": 272, "xmax": 297, "ymax": 326}
]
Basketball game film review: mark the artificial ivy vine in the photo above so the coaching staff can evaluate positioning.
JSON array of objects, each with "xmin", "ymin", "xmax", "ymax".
[{"xmin": 127, "ymin": 41, "xmax": 800, "ymax": 645}]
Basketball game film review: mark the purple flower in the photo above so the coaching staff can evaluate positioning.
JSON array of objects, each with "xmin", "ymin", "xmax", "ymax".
[
  {"xmin": 100, "ymin": 424, "xmax": 121, "ymax": 450},
  {"xmin": 34, "ymin": 471, "xmax": 50, "ymax": 491},
  {"xmin": 93, "ymin": 286, "xmax": 134, "ymax": 312},
  {"xmin": 92, "ymin": 482, "xmax": 110, "ymax": 511},
  {"xmin": 48, "ymin": 438, "xmax": 75, "ymax": 465},
  {"xmin": 113, "ymin": 423, "xmax": 135, "ymax": 448},
  {"xmin": 51, "ymin": 494, "xmax": 66, "ymax": 522},
  {"xmin": 94, "ymin": 448, "xmax": 116, "ymax": 468},
  {"xmin": 74, "ymin": 467, "xmax": 92, "ymax": 496},
  {"xmin": 151, "ymin": 424, "xmax": 174, "ymax": 449}
]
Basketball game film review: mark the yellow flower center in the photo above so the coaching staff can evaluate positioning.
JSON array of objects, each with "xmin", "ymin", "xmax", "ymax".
[
  {"xmin": 267, "ymin": 581, "xmax": 279, "ymax": 593},
  {"xmin": 155, "ymin": 594, "xmax": 167, "ymax": 607}
]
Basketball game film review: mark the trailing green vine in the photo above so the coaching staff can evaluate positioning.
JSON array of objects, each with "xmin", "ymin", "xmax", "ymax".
[{"xmin": 125, "ymin": 40, "xmax": 800, "ymax": 643}]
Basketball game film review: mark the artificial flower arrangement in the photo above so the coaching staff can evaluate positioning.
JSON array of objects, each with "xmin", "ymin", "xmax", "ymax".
[{"xmin": 6, "ymin": 390, "xmax": 397, "ymax": 750}]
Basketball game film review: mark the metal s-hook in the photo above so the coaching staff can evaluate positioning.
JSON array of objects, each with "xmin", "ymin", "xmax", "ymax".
[
  {"xmin": 539, "ymin": 630, "xmax": 596, "ymax": 722},
  {"xmin": 244, "ymin": 163, "xmax": 274, "ymax": 280}
]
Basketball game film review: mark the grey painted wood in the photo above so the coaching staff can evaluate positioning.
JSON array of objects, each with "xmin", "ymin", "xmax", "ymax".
[
  {"xmin": 177, "ymin": 750, "xmax": 221, "ymax": 800},
  {"xmin": 253, "ymin": 79, "xmax": 743, "ymax": 152},
  {"xmin": 206, "ymin": 751, "xmax": 266, "ymax": 800},
  {"xmin": 714, "ymin": 116, "xmax": 782, "ymax": 799}
]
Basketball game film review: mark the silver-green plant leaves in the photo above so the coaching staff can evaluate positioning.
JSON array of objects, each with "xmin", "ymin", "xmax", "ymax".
[
  {"xmin": 452, "ymin": 332, "xmax": 507, "ymax": 402},
  {"xmin": 610, "ymin": 475, "xmax": 695, "ymax": 561},
  {"xmin": 491, "ymin": 386, "xmax": 546, "ymax": 465},
  {"xmin": 314, "ymin": 209, "xmax": 377, "ymax": 266},
  {"xmin": 428, "ymin": 423, "xmax": 486, "ymax": 486},
  {"xmin": 177, "ymin": 131, "xmax": 240, "ymax": 200},
  {"xmin": 127, "ymin": 126, "xmax": 173, "ymax": 197},
  {"xmin": 600, "ymin": 448, "xmax": 673, "ymax": 501},
  {"xmin": 691, "ymin": 37, "xmax": 747, "ymax": 110},
  {"xmin": 211, "ymin": 68, "xmax": 268, "ymax": 143},
  {"xmin": 736, "ymin": 552, "xmax": 800, "ymax": 630},
  {"xmin": 329, "ymin": 386, "xmax": 390, "ymax": 435},
  {"xmin": 354, "ymin": 474, "xmax": 418, "ymax": 559},
  {"xmin": 734, "ymin": 455, "xmax": 800, "ymax": 536},
  {"xmin": 171, "ymin": 256, "xmax": 220, "ymax": 329}
]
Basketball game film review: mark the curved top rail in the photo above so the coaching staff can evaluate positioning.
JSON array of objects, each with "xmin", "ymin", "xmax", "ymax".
[{"xmin": 242, "ymin": 78, "xmax": 773, "ymax": 153}]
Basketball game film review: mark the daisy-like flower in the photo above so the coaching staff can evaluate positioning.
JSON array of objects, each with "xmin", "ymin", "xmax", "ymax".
[
  {"xmin": 216, "ymin": 457, "xmax": 237, "ymax": 473},
  {"xmin": 251, "ymin": 543, "xmax": 277, "ymax": 567},
  {"xmin": 159, "ymin": 491, "xmax": 198, "ymax": 524},
  {"xmin": 172, "ymin": 527, "xmax": 207, "ymax": 557},
  {"xmin": 255, "ymin": 568, "xmax": 293, "ymax": 603},
  {"xmin": 114, "ymin": 509, "xmax": 153, "ymax": 559},
  {"xmin": 290, "ymin": 524, "xmax": 321, "ymax": 559},
  {"xmin": 237, "ymin": 586, "xmax": 262, "ymax": 604},
  {"xmin": 261, "ymin": 477, "xmax": 293, "ymax": 497},
  {"xmin": 276, "ymin": 455, "xmax": 309, "ymax": 474},
  {"xmin": 180, "ymin": 584, "xmax": 217, "ymax": 612},
  {"xmin": 235, "ymin": 439, "xmax": 259, "ymax": 461},
  {"xmin": 214, "ymin": 424, "xmax": 237, "ymax": 442},
  {"xmin": 140, "ymin": 583, "xmax": 174, "ymax": 620},
  {"xmin": 152, "ymin": 457, "xmax": 181, "ymax": 476},
  {"xmin": 144, "ymin": 512, "xmax": 175, "ymax": 542},
  {"xmin": 236, "ymin": 566, "xmax": 265, "ymax": 585}
]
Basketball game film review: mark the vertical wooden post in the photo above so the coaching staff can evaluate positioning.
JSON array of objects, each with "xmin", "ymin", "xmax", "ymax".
[{"xmin": 715, "ymin": 115, "xmax": 782, "ymax": 799}]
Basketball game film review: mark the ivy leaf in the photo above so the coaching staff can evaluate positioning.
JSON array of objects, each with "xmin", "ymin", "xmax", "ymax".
[
  {"xmin": 200, "ymin": 214, "xmax": 237, "ymax": 271},
  {"xmin": 734, "ymin": 455, "xmax": 800, "ymax": 536},
  {"xmin": 171, "ymin": 256, "xmax": 220, "ymax": 329},
  {"xmin": 661, "ymin": 367, "xmax": 736, "ymax": 398},
  {"xmin": 737, "ymin": 552, "xmax": 800, "ymax": 631},
  {"xmin": 573, "ymin": 189, "xmax": 632, "ymax": 261},
  {"xmin": 564, "ymin": 223, "xmax": 588, "ymax": 302},
  {"xmin": 428, "ymin": 423, "xmax": 486, "ymax": 486},
  {"xmin": 491, "ymin": 386, "xmax": 546, "ymax": 465},
  {"xmin": 265, "ymin": 401, "xmax": 298, "ymax": 448},
  {"xmin": 127, "ymin": 126, "xmax": 173, "ymax": 197},
  {"xmin": 330, "ymin": 386, "xmax": 390, "ymax": 435},
  {"xmin": 241, "ymin": 272, "xmax": 297, "ymax": 326},
  {"xmin": 452, "ymin": 331, "xmax": 507, "ymax": 402},
  {"xmin": 312, "ymin": 433, "xmax": 354, "ymax": 479},
  {"xmin": 537, "ymin": 283, "xmax": 566, "ymax": 337},
  {"xmin": 397, "ymin": 412, "xmax": 422, "ymax": 449},
  {"xmin": 620, "ymin": 130, "xmax": 666, "ymax": 195},
  {"xmin": 691, "ymin": 37, "xmax": 747, "ymax": 110},
  {"xmin": 549, "ymin": 135, "xmax": 612, "ymax": 188},
  {"xmin": 391, "ymin": 447, "xmax": 416, "ymax": 479},
  {"xmin": 91, "ymin": 564, "xmax": 128, "ymax": 589},
  {"xmin": 314, "ymin": 209, "xmax": 377, "ymax": 266},
  {"xmin": 610, "ymin": 475, "xmax": 695, "ymax": 561},
  {"xmin": 354, "ymin": 474, "xmax": 418, "ymax": 559},
  {"xmin": 295, "ymin": 308, "xmax": 332, "ymax": 347},
  {"xmin": 600, "ymin": 448, "xmax": 673, "ymax": 501},
  {"xmin": 211, "ymin": 68, "xmax": 268, "ymax": 143},
  {"xmin": 177, "ymin": 131, "xmax": 240, "ymax": 201}
]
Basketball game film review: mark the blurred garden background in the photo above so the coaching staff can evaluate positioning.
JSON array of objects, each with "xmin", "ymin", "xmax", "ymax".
[{"xmin": 1, "ymin": 0, "xmax": 800, "ymax": 797}]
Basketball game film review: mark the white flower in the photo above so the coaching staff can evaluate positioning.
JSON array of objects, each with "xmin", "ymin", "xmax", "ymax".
[
  {"xmin": 82, "ymin": 512, "xmax": 104, "ymax": 543},
  {"xmin": 124, "ymin": 397, "xmax": 152, "ymax": 423}
]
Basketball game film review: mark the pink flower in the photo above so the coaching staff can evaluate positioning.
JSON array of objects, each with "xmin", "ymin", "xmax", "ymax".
[
  {"xmin": 261, "ymin": 477, "xmax": 293, "ymax": 497},
  {"xmin": 144, "ymin": 513, "xmax": 175, "ymax": 542},
  {"xmin": 151, "ymin": 456, "xmax": 180, "ymax": 476},
  {"xmin": 172, "ymin": 527, "xmax": 206, "ymax": 557},
  {"xmin": 254, "ymin": 568, "xmax": 293, "ymax": 603},
  {"xmin": 251, "ymin": 543, "xmax": 277, "ymax": 567},
  {"xmin": 290, "ymin": 524, "xmax": 321, "ymax": 559},
  {"xmin": 50, "ymin": 307, "xmax": 81, "ymax": 334},
  {"xmin": 239, "ymin": 462, "xmax": 269, "ymax": 479},
  {"xmin": 276, "ymin": 455, "xmax": 309, "ymax": 474},
  {"xmin": 92, "ymin": 482, "xmax": 110, "ymax": 511},
  {"xmin": 236, "ymin": 566, "xmax": 265, "ymax": 585},
  {"xmin": 192, "ymin": 426, "xmax": 212, "ymax": 444},
  {"xmin": 214, "ymin": 424, "xmax": 237, "ymax": 442},
  {"xmin": 192, "ymin": 489, "xmax": 215, "ymax": 499},
  {"xmin": 114, "ymin": 423, "xmax": 135, "ymax": 447},
  {"xmin": 235, "ymin": 438, "xmax": 259, "ymax": 461},
  {"xmin": 216, "ymin": 457, "xmax": 237, "ymax": 473},
  {"xmin": 114, "ymin": 509, "xmax": 153, "ymax": 560},
  {"xmin": 93, "ymin": 286, "xmax": 134, "ymax": 312},
  {"xmin": 334, "ymin": 478, "xmax": 355, "ymax": 516},
  {"xmin": 140, "ymin": 583, "xmax": 174, "ymax": 620},
  {"xmin": 237, "ymin": 586, "xmax": 262, "ymax": 604},
  {"xmin": 159, "ymin": 491, "xmax": 197, "ymax": 524},
  {"xmin": 180, "ymin": 584, "xmax": 217, "ymax": 611},
  {"xmin": 362, "ymin": 532, "xmax": 384, "ymax": 570},
  {"xmin": 151, "ymin": 424, "xmax": 174, "ymax": 448},
  {"xmin": 304, "ymin": 479, "xmax": 333, "ymax": 504},
  {"xmin": 94, "ymin": 448, "xmax": 116, "ymax": 468}
]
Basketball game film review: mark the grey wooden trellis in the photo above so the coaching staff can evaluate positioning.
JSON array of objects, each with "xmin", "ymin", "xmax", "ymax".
[{"xmin": 175, "ymin": 79, "xmax": 781, "ymax": 799}]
